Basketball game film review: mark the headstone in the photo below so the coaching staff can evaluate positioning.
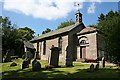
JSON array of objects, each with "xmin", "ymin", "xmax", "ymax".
[
  {"xmin": 102, "ymin": 57, "xmax": 105, "ymax": 68},
  {"xmin": 90, "ymin": 64, "xmax": 94, "ymax": 72},
  {"xmin": 21, "ymin": 60, "xmax": 29, "ymax": 69},
  {"xmin": 95, "ymin": 63, "xmax": 99, "ymax": 70},
  {"xmin": 3, "ymin": 50, "xmax": 11, "ymax": 62},
  {"xmin": 49, "ymin": 46, "xmax": 61, "ymax": 67},
  {"xmin": 10, "ymin": 62, "xmax": 17, "ymax": 67},
  {"xmin": 32, "ymin": 59, "xmax": 41, "ymax": 71}
]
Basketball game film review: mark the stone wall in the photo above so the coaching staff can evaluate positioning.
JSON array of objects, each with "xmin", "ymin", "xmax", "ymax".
[
  {"xmin": 77, "ymin": 32, "xmax": 98, "ymax": 60},
  {"xmin": 32, "ymin": 35, "xmax": 68, "ymax": 63}
]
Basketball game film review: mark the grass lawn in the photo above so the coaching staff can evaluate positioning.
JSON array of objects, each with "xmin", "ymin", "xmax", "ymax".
[{"xmin": 1, "ymin": 58, "xmax": 120, "ymax": 79}]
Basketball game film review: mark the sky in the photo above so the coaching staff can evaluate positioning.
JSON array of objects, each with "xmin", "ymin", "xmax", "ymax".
[{"xmin": 0, "ymin": 0, "xmax": 119, "ymax": 36}]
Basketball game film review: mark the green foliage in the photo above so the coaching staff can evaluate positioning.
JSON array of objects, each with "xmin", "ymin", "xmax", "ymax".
[
  {"xmin": 97, "ymin": 11, "xmax": 120, "ymax": 62},
  {"xmin": 1, "ymin": 16, "xmax": 35, "ymax": 57},
  {"xmin": 57, "ymin": 19, "xmax": 75, "ymax": 29},
  {"xmin": 17, "ymin": 27, "xmax": 35, "ymax": 41},
  {"xmin": 1, "ymin": 16, "xmax": 18, "ymax": 55},
  {"xmin": 42, "ymin": 28, "xmax": 52, "ymax": 34}
]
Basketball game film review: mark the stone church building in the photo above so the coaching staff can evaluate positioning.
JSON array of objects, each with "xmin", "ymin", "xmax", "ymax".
[{"xmin": 30, "ymin": 10, "xmax": 104, "ymax": 65}]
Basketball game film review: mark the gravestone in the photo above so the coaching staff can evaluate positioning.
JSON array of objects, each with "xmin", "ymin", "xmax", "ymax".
[
  {"xmin": 95, "ymin": 63, "xmax": 99, "ymax": 70},
  {"xmin": 102, "ymin": 57, "xmax": 105, "ymax": 68},
  {"xmin": 49, "ymin": 45, "xmax": 61, "ymax": 67},
  {"xmin": 3, "ymin": 49, "xmax": 11, "ymax": 62},
  {"xmin": 21, "ymin": 60, "xmax": 29, "ymax": 69},
  {"xmin": 10, "ymin": 62, "xmax": 17, "ymax": 67},
  {"xmin": 32, "ymin": 59, "xmax": 41, "ymax": 71},
  {"xmin": 90, "ymin": 64, "xmax": 94, "ymax": 72}
]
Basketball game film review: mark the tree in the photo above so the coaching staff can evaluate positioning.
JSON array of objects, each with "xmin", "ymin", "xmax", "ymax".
[
  {"xmin": 17, "ymin": 27, "xmax": 35, "ymax": 41},
  {"xmin": 57, "ymin": 19, "xmax": 75, "ymax": 29},
  {"xmin": 97, "ymin": 11, "xmax": 120, "ymax": 62},
  {"xmin": 1, "ymin": 16, "xmax": 18, "ymax": 55},
  {"xmin": 98, "ymin": 13, "xmax": 105, "ymax": 22},
  {"xmin": 1, "ymin": 16, "xmax": 35, "ymax": 57},
  {"xmin": 42, "ymin": 28, "xmax": 52, "ymax": 34}
]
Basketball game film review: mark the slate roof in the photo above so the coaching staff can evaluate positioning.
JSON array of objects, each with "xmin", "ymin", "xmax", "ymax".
[
  {"xmin": 77, "ymin": 26, "xmax": 98, "ymax": 35},
  {"xmin": 30, "ymin": 23, "xmax": 81, "ymax": 42},
  {"xmin": 24, "ymin": 41, "xmax": 35, "ymax": 49}
]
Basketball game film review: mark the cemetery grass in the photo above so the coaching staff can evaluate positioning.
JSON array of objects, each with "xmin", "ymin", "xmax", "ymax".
[{"xmin": 2, "ymin": 58, "xmax": 120, "ymax": 79}]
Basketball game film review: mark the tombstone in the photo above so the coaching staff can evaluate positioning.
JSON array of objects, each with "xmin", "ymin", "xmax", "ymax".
[
  {"xmin": 21, "ymin": 60, "xmax": 29, "ymax": 69},
  {"xmin": 32, "ymin": 59, "xmax": 41, "ymax": 71},
  {"xmin": 49, "ymin": 45, "xmax": 61, "ymax": 67},
  {"xmin": 95, "ymin": 63, "xmax": 99, "ymax": 70},
  {"xmin": 90, "ymin": 64, "xmax": 94, "ymax": 72},
  {"xmin": 10, "ymin": 62, "xmax": 17, "ymax": 67},
  {"xmin": 3, "ymin": 49, "xmax": 11, "ymax": 62},
  {"xmin": 102, "ymin": 57, "xmax": 105, "ymax": 68}
]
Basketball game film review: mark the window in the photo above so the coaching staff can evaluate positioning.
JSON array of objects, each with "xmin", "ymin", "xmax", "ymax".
[
  {"xmin": 39, "ymin": 42, "xmax": 42, "ymax": 53},
  {"xmin": 58, "ymin": 37, "xmax": 62, "ymax": 54},
  {"xmin": 80, "ymin": 40, "xmax": 86, "ymax": 45},
  {"xmin": 43, "ymin": 40, "xmax": 46, "ymax": 55}
]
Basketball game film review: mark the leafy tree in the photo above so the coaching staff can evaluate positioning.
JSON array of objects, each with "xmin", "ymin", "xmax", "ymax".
[
  {"xmin": 17, "ymin": 27, "xmax": 35, "ymax": 41},
  {"xmin": 97, "ymin": 11, "xmax": 120, "ymax": 62},
  {"xmin": 42, "ymin": 28, "xmax": 52, "ymax": 34},
  {"xmin": 98, "ymin": 13, "xmax": 105, "ymax": 22},
  {"xmin": 1, "ymin": 16, "xmax": 18, "ymax": 55},
  {"xmin": 1, "ymin": 16, "xmax": 35, "ymax": 57},
  {"xmin": 57, "ymin": 19, "xmax": 75, "ymax": 29}
]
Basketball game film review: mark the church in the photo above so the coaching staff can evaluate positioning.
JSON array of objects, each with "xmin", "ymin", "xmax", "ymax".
[{"xmin": 30, "ymin": 9, "xmax": 105, "ymax": 65}]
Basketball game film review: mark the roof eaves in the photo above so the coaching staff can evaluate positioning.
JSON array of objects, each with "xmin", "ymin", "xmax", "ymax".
[{"xmin": 30, "ymin": 24, "xmax": 76, "ymax": 42}]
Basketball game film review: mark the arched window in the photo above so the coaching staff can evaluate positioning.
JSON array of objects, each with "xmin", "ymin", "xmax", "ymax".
[
  {"xmin": 58, "ymin": 37, "xmax": 62, "ymax": 54},
  {"xmin": 80, "ymin": 40, "xmax": 86, "ymax": 45},
  {"xmin": 43, "ymin": 40, "xmax": 46, "ymax": 55}
]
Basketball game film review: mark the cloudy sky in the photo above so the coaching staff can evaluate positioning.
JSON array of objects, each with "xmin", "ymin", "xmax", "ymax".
[{"xmin": 0, "ymin": 0, "xmax": 119, "ymax": 35}]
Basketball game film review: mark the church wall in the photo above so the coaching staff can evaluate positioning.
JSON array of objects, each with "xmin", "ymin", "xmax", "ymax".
[
  {"xmin": 33, "ymin": 35, "xmax": 68, "ymax": 63},
  {"xmin": 77, "ymin": 32, "xmax": 98, "ymax": 60}
]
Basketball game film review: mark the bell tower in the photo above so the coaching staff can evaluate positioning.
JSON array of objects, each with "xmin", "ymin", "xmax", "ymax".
[{"xmin": 75, "ymin": 4, "xmax": 82, "ymax": 24}]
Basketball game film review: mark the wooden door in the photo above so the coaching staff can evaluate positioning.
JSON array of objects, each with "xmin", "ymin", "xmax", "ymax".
[{"xmin": 80, "ymin": 46, "xmax": 86, "ymax": 59}]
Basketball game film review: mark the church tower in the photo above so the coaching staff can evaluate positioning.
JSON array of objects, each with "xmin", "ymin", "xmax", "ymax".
[{"xmin": 75, "ymin": 4, "xmax": 82, "ymax": 24}]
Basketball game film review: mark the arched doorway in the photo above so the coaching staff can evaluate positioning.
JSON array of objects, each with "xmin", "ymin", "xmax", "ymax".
[
  {"xmin": 77, "ymin": 36, "xmax": 89, "ymax": 61},
  {"xmin": 80, "ymin": 40, "xmax": 86, "ymax": 59}
]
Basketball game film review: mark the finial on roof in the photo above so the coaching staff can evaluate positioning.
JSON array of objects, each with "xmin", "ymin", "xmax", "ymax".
[
  {"xmin": 77, "ymin": 4, "xmax": 80, "ymax": 12},
  {"xmin": 75, "ymin": 3, "xmax": 82, "ymax": 24}
]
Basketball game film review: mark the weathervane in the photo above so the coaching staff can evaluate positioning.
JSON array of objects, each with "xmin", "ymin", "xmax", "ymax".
[
  {"xmin": 77, "ymin": 3, "xmax": 80, "ymax": 12},
  {"xmin": 74, "ymin": 2, "xmax": 80, "ymax": 12}
]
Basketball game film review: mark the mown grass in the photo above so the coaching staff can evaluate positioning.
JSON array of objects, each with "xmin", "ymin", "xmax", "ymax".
[{"xmin": 1, "ymin": 58, "xmax": 120, "ymax": 79}]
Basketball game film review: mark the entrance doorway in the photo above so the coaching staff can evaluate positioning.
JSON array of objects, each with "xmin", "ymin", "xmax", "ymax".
[{"xmin": 80, "ymin": 46, "xmax": 86, "ymax": 59}]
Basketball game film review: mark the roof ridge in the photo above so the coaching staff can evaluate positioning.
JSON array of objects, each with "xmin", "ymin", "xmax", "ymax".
[{"xmin": 30, "ymin": 24, "xmax": 77, "ymax": 42}]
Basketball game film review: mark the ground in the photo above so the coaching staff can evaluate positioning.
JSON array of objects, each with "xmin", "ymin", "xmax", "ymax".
[{"xmin": 1, "ymin": 58, "xmax": 120, "ymax": 79}]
